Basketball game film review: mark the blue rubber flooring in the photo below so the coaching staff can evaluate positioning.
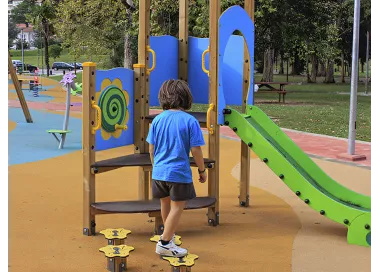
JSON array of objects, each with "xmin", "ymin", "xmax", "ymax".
[
  {"xmin": 9, "ymin": 86, "xmax": 58, "ymax": 103},
  {"xmin": 9, "ymin": 108, "xmax": 82, "ymax": 165}
]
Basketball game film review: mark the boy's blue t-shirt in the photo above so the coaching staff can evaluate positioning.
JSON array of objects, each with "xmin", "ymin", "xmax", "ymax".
[{"xmin": 146, "ymin": 110, "xmax": 205, "ymax": 183}]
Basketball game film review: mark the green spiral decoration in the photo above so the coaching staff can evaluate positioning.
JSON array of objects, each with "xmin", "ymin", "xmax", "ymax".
[{"xmin": 98, "ymin": 85, "xmax": 127, "ymax": 133}]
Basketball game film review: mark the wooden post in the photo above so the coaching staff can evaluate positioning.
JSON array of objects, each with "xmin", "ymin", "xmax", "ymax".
[
  {"xmin": 8, "ymin": 51, "xmax": 33, "ymax": 123},
  {"xmin": 179, "ymin": 0, "xmax": 189, "ymax": 81},
  {"xmin": 207, "ymin": 0, "xmax": 221, "ymax": 226},
  {"xmin": 82, "ymin": 62, "xmax": 97, "ymax": 235},
  {"xmin": 239, "ymin": 0, "xmax": 255, "ymax": 207},
  {"xmin": 133, "ymin": 0, "xmax": 151, "ymax": 201}
]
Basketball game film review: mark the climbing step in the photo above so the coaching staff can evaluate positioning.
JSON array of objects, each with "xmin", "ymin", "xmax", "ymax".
[
  {"xmin": 100, "ymin": 228, "xmax": 132, "ymax": 245},
  {"xmin": 99, "ymin": 245, "xmax": 135, "ymax": 272},
  {"xmin": 162, "ymin": 253, "xmax": 199, "ymax": 272},
  {"xmin": 150, "ymin": 234, "xmax": 182, "ymax": 245}
]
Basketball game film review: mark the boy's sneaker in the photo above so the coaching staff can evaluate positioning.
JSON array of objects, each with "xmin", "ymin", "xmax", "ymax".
[{"xmin": 156, "ymin": 240, "xmax": 188, "ymax": 257}]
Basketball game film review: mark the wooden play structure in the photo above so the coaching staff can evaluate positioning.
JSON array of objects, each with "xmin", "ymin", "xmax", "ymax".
[
  {"xmin": 83, "ymin": 0, "xmax": 370, "ymax": 253},
  {"xmin": 8, "ymin": 50, "xmax": 33, "ymax": 123},
  {"xmin": 82, "ymin": 0, "xmax": 255, "ymax": 237}
]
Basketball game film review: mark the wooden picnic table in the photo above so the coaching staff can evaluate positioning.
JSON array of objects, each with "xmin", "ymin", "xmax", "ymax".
[{"xmin": 255, "ymin": 81, "xmax": 289, "ymax": 103}]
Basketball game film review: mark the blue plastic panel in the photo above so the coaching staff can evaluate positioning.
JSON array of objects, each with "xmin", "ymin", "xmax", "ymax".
[
  {"xmin": 218, "ymin": 5, "xmax": 255, "ymax": 125},
  {"xmin": 222, "ymin": 35, "xmax": 244, "ymax": 105},
  {"xmin": 95, "ymin": 68, "xmax": 134, "ymax": 151},
  {"xmin": 188, "ymin": 37, "xmax": 210, "ymax": 104},
  {"xmin": 149, "ymin": 35, "xmax": 179, "ymax": 106}
]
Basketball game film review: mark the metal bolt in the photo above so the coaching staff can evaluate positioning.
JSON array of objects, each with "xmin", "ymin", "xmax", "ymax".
[
  {"xmin": 304, "ymin": 199, "xmax": 310, "ymax": 204},
  {"xmin": 295, "ymin": 191, "xmax": 301, "ymax": 196},
  {"xmin": 344, "ymin": 219, "xmax": 349, "ymax": 225},
  {"xmin": 320, "ymin": 210, "xmax": 325, "ymax": 215},
  {"xmin": 279, "ymin": 174, "xmax": 284, "ymax": 179}
]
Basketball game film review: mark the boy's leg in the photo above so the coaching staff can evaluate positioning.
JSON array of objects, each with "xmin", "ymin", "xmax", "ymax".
[
  {"xmin": 160, "ymin": 196, "xmax": 171, "ymax": 224},
  {"xmin": 161, "ymin": 200, "xmax": 186, "ymax": 242}
]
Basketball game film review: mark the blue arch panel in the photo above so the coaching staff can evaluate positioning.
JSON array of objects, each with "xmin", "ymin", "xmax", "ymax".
[
  {"xmin": 149, "ymin": 35, "xmax": 179, "ymax": 106},
  {"xmin": 222, "ymin": 35, "xmax": 244, "ymax": 106},
  {"xmin": 218, "ymin": 5, "xmax": 255, "ymax": 125},
  {"xmin": 95, "ymin": 68, "xmax": 134, "ymax": 151},
  {"xmin": 188, "ymin": 37, "xmax": 210, "ymax": 104}
]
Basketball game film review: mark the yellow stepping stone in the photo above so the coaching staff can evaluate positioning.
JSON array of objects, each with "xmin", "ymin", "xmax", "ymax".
[
  {"xmin": 150, "ymin": 235, "xmax": 182, "ymax": 245},
  {"xmin": 100, "ymin": 228, "xmax": 132, "ymax": 245},
  {"xmin": 99, "ymin": 245, "xmax": 135, "ymax": 272},
  {"xmin": 162, "ymin": 253, "xmax": 199, "ymax": 272}
]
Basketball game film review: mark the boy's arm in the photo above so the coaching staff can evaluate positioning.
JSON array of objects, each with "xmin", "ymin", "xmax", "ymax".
[
  {"xmin": 191, "ymin": 146, "xmax": 205, "ymax": 171},
  {"xmin": 149, "ymin": 144, "xmax": 154, "ymax": 165}
]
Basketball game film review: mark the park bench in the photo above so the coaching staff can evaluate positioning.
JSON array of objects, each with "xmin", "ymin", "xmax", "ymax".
[{"xmin": 256, "ymin": 82, "xmax": 289, "ymax": 103}]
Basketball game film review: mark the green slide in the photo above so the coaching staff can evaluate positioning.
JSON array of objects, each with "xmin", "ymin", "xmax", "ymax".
[{"xmin": 224, "ymin": 106, "xmax": 371, "ymax": 247}]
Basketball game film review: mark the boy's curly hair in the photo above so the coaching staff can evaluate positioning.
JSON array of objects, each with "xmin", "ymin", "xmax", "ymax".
[{"xmin": 158, "ymin": 79, "xmax": 193, "ymax": 110}]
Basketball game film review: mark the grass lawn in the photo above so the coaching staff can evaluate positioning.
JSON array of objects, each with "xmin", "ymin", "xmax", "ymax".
[{"xmin": 165, "ymin": 74, "xmax": 371, "ymax": 142}]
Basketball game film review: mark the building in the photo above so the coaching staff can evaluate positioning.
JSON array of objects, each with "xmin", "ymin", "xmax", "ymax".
[
  {"xmin": 8, "ymin": 0, "xmax": 23, "ymax": 16},
  {"xmin": 16, "ymin": 23, "xmax": 35, "ymax": 46}
]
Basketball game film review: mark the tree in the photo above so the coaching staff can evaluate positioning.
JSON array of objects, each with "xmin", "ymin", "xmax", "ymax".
[
  {"xmin": 49, "ymin": 44, "xmax": 62, "ymax": 60},
  {"xmin": 8, "ymin": 18, "xmax": 19, "ymax": 48},
  {"xmin": 14, "ymin": 39, "xmax": 30, "ymax": 50},
  {"xmin": 55, "ymin": 0, "xmax": 132, "ymax": 68},
  {"xmin": 10, "ymin": 0, "xmax": 36, "ymax": 24},
  {"xmin": 27, "ymin": 0, "xmax": 57, "ymax": 77}
]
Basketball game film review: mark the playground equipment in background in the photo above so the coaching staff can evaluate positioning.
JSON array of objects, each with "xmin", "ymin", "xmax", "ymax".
[
  {"xmin": 8, "ymin": 50, "xmax": 33, "ymax": 123},
  {"xmin": 72, "ymin": 82, "xmax": 83, "ymax": 96},
  {"xmin": 82, "ymin": 0, "xmax": 370, "ymax": 248},
  {"xmin": 46, "ymin": 72, "xmax": 76, "ymax": 149}
]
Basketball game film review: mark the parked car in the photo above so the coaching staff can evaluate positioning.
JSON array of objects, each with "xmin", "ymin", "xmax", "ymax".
[
  {"xmin": 12, "ymin": 60, "xmax": 23, "ymax": 67},
  {"xmin": 68, "ymin": 62, "xmax": 83, "ymax": 70},
  {"xmin": 52, "ymin": 62, "xmax": 75, "ymax": 71},
  {"xmin": 24, "ymin": 64, "xmax": 38, "ymax": 73}
]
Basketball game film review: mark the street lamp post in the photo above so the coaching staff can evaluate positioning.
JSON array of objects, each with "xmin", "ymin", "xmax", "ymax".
[
  {"xmin": 21, "ymin": 28, "xmax": 24, "ymax": 71},
  {"xmin": 347, "ymin": 0, "xmax": 360, "ymax": 155}
]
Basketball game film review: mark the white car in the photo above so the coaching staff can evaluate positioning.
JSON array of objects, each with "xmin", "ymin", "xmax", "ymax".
[{"xmin": 12, "ymin": 60, "xmax": 22, "ymax": 67}]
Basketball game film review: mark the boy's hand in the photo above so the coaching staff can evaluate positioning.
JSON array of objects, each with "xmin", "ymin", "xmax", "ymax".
[{"xmin": 198, "ymin": 171, "xmax": 207, "ymax": 183}]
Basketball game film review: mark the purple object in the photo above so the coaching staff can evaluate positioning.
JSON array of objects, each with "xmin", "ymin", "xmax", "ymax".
[{"xmin": 60, "ymin": 72, "xmax": 77, "ymax": 86}]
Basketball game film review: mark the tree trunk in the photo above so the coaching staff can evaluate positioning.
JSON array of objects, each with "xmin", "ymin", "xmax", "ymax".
[
  {"xmin": 361, "ymin": 60, "xmax": 364, "ymax": 73},
  {"xmin": 310, "ymin": 53, "xmax": 318, "ymax": 83},
  {"xmin": 279, "ymin": 54, "xmax": 284, "ymax": 74},
  {"xmin": 340, "ymin": 53, "xmax": 345, "ymax": 83},
  {"xmin": 123, "ymin": 10, "xmax": 133, "ymax": 69},
  {"xmin": 262, "ymin": 48, "xmax": 274, "ymax": 82},
  {"xmin": 306, "ymin": 56, "xmax": 311, "ymax": 83},
  {"xmin": 42, "ymin": 20, "xmax": 50, "ymax": 77},
  {"xmin": 324, "ymin": 60, "xmax": 335, "ymax": 83},
  {"xmin": 318, "ymin": 60, "xmax": 326, "ymax": 77}
]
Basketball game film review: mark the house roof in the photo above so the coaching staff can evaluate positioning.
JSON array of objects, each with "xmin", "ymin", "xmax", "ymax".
[{"xmin": 16, "ymin": 24, "xmax": 34, "ymax": 32}]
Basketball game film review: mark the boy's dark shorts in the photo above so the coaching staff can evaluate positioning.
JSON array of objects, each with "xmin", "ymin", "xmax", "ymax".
[{"xmin": 152, "ymin": 179, "xmax": 196, "ymax": 201}]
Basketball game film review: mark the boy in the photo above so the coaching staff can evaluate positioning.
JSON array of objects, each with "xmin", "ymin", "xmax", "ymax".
[{"xmin": 146, "ymin": 79, "xmax": 207, "ymax": 257}]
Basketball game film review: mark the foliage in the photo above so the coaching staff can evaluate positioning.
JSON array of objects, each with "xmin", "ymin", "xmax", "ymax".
[
  {"xmin": 8, "ymin": 18, "xmax": 19, "ymax": 47},
  {"xmin": 49, "ymin": 44, "xmax": 63, "ymax": 60},
  {"xmin": 10, "ymin": 0, "xmax": 37, "ymax": 24},
  {"xmin": 14, "ymin": 39, "xmax": 30, "ymax": 50}
]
